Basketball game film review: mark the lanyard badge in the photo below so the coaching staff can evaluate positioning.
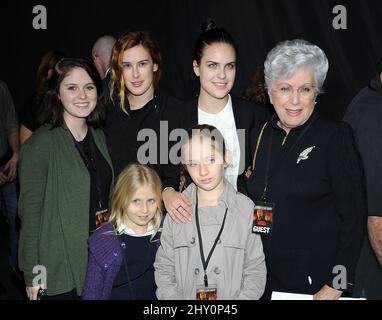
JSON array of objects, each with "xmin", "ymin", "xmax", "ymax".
[
  {"xmin": 252, "ymin": 201, "xmax": 274, "ymax": 235},
  {"xmin": 194, "ymin": 190, "xmax": 228, "ymax": 300},
  {"xmin": 196, "ymin": 285, "xmax": 217, "ymax": 300},
  {"xmin": 95, "ymin": 208, "xmax": 109, "ymax": 229}
]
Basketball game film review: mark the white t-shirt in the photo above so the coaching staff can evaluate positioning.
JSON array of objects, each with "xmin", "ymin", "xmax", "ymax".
[{"xmin": 198, "ymin": 95, "xmax": 240, "ymax": 190}]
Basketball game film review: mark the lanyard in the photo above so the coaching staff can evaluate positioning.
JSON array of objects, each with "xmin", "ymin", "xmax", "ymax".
[
  {"xmin": 195, "ymin": 191, "xmax": 228, "ymax": 287},
  {"xmin": 261, "ymin": 114, "xmax": 318, "ymax": 201},
  {"xmin": 74, "ymin": 131, "xmax": 104, "ymax": 210}
]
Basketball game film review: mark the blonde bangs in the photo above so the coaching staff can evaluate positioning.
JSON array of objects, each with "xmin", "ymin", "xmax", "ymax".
[{"xmin": 108, "ymin": 164, "xmax": 163, "ymax": 238}]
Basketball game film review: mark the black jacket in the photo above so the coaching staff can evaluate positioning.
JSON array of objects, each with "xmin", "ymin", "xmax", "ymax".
[
  {"xmin": 104, "ymin": 91, "xmax": 184, "ymax": 189},
  {"xmin": 246, "ymin": 111, "xmax": 366, "ymax": 298}
]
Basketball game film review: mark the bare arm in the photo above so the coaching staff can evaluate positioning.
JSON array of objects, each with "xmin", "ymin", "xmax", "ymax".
[
  {"xmin": 368, "ymin": 216, "xmax": 382, "ymax": 267},
  {"xmin": 20, "ymin": 125, "xmax": 33, "ymax": 145}
]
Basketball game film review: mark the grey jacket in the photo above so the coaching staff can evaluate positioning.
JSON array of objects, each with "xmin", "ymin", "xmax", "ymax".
[{"xmin": 154, "ymin": 181, "xmax": 266, "ymax": 300}]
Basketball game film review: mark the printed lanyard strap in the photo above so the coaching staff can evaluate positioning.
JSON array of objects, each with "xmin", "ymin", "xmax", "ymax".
[
  {"xmin": 262, "ymin": 113, "xmax": 318, "ymax": 200},
  {"xmin": 195, "ymin": 191, "xmax": 228, "ymax": 287}
]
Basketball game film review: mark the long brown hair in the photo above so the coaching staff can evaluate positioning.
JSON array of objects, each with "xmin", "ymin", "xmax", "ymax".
[
  {"xmin": 109, "ymin": 31, "xmax": 162, "ymax": 114},
  {"xmin": 39, "ymin": 57, "xmax": 105, "ymax": 128}
]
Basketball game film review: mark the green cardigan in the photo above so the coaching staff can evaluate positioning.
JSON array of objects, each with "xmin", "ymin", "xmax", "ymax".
[{"xmin": 18, "ymin": 124, "xmax": 114, "ymax": 296}]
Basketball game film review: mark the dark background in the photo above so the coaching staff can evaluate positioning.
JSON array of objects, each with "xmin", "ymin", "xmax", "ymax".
[{"xmin": 1, "ymin": 0, "xmax": 382, "ymax": 121}]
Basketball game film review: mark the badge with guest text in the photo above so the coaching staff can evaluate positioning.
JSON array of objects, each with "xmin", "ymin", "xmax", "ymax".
[
  {"xmin": 196, "ymin": 285, "xmax": 217, "ymax": 300},
  {"xmin": 252, "ymin": 202, "xmax": 274, "ymax": 235}
]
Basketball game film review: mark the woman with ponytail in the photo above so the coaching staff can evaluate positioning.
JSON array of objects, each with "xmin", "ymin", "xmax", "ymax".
[{"xmin": 162, "ymin": 19, "xmax": 269, "ymax": 223}]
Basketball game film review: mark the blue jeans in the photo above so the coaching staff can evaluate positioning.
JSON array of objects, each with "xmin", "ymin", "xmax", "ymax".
[{"xmin": 0, "ymin": 177, "xmax": 19, "ymax": 268}]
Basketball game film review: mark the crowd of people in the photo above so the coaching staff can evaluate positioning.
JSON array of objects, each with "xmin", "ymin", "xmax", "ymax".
[{"xmin": 0, "ymin": 18, "xmax": 381, "ymax": 300}]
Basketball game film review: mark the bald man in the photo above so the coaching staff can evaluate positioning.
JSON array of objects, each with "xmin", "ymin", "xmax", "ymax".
[{"xmin": 92, "ymin": 35, "xmax": 116, "ymax": 80}]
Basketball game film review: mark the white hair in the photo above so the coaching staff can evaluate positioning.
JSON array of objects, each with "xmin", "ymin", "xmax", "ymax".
[
  {"xmin": 92, "ymin": 35, "xmax": 116, "ymax": 60},
  {"xmin": 264, "ymin": 39, "xmax": 329, "ymax": 92}
]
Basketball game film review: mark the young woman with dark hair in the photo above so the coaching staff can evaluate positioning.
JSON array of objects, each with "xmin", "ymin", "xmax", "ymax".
[
  {"xmin": 18, "ymin": 57, "xmax": 114, "ymax": 300},
  {"xmin": 162, "ymin": 19, "xmax": 269, "ymax": 223}
]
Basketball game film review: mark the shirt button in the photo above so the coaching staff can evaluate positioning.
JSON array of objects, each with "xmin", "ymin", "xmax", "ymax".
[
  {"xmin": 104, "ymin": 263, "xmax": 109, "ymax": 270},
  {"xmin": 214, "ymin": 267, "xmax": 221, "ymax": 275},
  {"xmin": 194, "ymin": 268, "xmax": 200, "ymax": 275},
  {"xmin": 113, "ymin": 252, "xmax": 119, "ymax": 257},
  {"xmin": 190, "ymin": 237, "xmax": 195, "ymax": 245},
  {"xmin": 120, "ymin": 242, "xmax": 126, "ymax": 248}
]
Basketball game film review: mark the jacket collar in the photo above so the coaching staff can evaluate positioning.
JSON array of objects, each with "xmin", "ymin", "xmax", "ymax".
[
  {"xmin": 269, "ymin": 109, "xmax": 319, "ymax": 133},
  {"xmin": 183, "ymin": 179, "xmax": 237, "ymax": 212},
  {"xmin": 190, "ymin": 94, "xmax": 238, "ymax": 127},
  {"xmin": 124, "ymin": 90, "xmax": 161, "ymax": 114},
  {"xmin": 117, "ymin": 222, "xmax": 155, "ymax": 237}
]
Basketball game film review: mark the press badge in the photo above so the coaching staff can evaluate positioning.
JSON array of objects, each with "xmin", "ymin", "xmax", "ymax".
[
  {"xmin": 196, "ymin": 285, "xmax": 217, "ymax": 300},
  {"xmin": 95, "ymin": 208, "xmax": 109, "ymax": 229},
  {"xmin": 252, "ymin": 202, "xmax": 274, "ymax": 235}
]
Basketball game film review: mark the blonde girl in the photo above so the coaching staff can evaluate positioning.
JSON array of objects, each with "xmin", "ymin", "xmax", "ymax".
[{"xmin": 83, "ymin": 164, "xmax": 162, "ymax": 300}]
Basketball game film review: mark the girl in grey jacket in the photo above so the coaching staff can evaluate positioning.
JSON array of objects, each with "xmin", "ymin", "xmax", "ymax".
[{"xmin": 154, "ymin": 125, "xmax": 266, "ymax": 300}]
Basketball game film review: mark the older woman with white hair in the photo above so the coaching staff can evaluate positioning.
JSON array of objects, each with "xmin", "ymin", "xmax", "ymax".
[{"xmin": 246, "ymin": 39, "xmax": 366, "ymax": 299}]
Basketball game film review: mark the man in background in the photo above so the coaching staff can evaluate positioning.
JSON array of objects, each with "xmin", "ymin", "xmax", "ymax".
[
  {"xmin": 344, "ymin": 56, "xmax": 382, "ymax": 300},
  {"xmin": 92, "ymin": 35, "xmax": 116, "ymax": 96}
]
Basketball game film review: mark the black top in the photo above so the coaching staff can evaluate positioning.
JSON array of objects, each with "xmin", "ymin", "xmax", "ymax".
[
  {"xmin": 110, "ymin": 233, "xmax": 160, "ymax": 300},
  {"xmin": 181, "ymin": 96, "xmax": 270, "ymax": 192},
  {"xmin": 344, "ymin": 75, "xmax": 382, "ymax": 299},
  {"xmin": 75, "ymin": 130, "xmax": 112, "ymax": 233},
  {"xmin": 104, "ymin": 91, "xmax": 184, "ymax": 188},
  {"xmin": 246, "ymin": 111, "xmax": 366, "ymax": 298}
]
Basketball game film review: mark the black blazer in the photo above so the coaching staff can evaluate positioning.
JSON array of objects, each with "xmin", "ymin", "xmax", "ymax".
[{"xmin": 181, "ymin": 95, "xmax": 270, "ymax": 191}]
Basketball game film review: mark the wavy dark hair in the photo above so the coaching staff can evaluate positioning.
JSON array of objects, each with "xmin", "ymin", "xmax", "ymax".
[
  {"xmin": 39, "ymin": 57, "xmax": 106, "ymax": 128},
  {"xmin": 193, "ymin": 18, "xmax": 237, "ymax": 64}
]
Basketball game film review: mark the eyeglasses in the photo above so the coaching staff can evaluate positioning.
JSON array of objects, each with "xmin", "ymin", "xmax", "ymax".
[{"xmin": 271, "ymin": 84, "xmax": 317, "ymax": 99}]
